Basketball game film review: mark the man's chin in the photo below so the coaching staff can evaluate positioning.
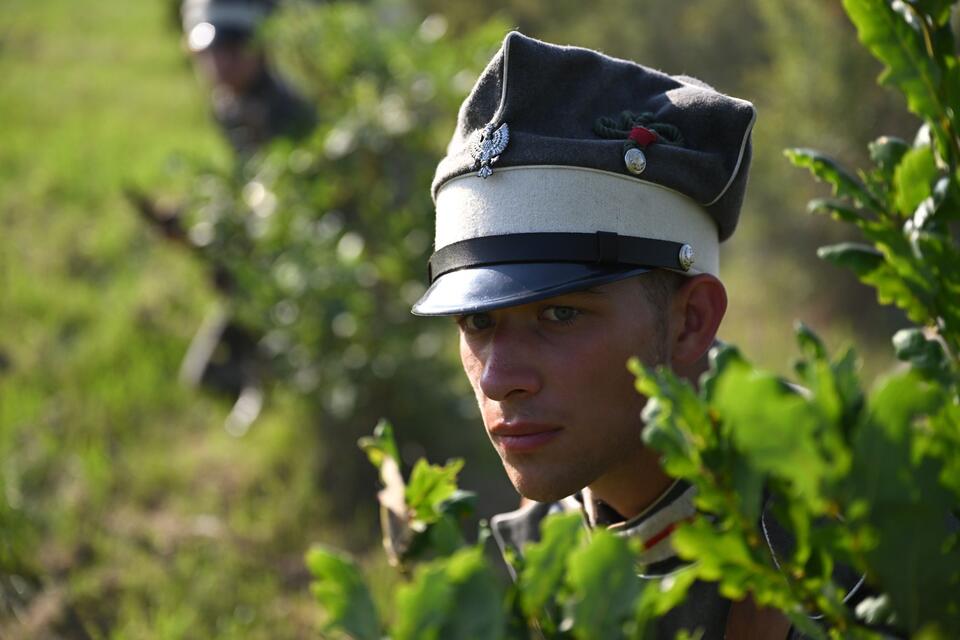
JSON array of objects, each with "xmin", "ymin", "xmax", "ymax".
[{"xmin": 505, "ymin": 466, "xmax": 585, "ymax": 504}]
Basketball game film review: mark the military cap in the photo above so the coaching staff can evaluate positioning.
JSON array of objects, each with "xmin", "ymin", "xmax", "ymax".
[
  {"xmin": 412, "ymin": 32, "xmax": 756, "ymax": 316},
  {"xmin": 181, "ymin": 0, "xmax": 275, "ymax": 52}
]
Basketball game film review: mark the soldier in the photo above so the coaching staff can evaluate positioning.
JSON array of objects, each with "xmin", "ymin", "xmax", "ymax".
[
  {"xmin": 412, "ymin": 32, "xmax": 861, "ymax": 638},
  {"xmin": 177, "ymin": 0, "xmax": 316, "ymax": 432},
  {"xmin": 181, "ymin": 0, "xmax": 315, "ymax": 161},
  {"xmin": 129, "ymin": 0, "xmax": 315, "ymax": 432}
]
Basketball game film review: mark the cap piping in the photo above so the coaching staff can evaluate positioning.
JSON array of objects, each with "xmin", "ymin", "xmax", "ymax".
[
  {"xmin": 489, "ymin": 31, "xmax": 516, "ymax": 126},
  {"xmin": 704, "ymin": 104, "xmax": 756, "ymax": 207}
]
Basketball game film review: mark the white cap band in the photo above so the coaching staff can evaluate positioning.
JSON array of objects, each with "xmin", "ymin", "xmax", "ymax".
[{"xmin": 434, "ymin": 165, "xmax": 720, "ymax": 276}]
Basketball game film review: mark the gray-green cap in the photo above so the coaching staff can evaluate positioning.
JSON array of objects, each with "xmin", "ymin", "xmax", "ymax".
[{"xmin": 413, "ymin": 32, "xmax": 756, "ymax": 316}]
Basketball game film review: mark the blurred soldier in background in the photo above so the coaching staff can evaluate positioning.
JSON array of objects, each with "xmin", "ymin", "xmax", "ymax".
[
  {"xmin": 181, "ymin": 0, "xmax": 315, "ymax": 160},
  {"xmin": 129, "ymin": 0, "xmax": 315, "ymax": 432}
]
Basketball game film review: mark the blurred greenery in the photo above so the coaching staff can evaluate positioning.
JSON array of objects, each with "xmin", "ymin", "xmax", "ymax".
[{"xmin": 0, "ymin": 0, "xmax": 931, "ymax": 637}]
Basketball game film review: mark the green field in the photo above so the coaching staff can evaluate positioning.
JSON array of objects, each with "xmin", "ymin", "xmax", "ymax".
[{"xmin": 0, "ymin": 1, "xmax": 352, "ymax": 636}]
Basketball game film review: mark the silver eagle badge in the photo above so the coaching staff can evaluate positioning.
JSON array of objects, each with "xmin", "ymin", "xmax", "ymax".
[{"xmin": 469, "ymin": 122, "xmax": 509, "ymax": 178}]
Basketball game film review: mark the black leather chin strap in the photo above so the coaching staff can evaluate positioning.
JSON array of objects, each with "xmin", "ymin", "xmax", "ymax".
[{"xmin": 428, "ymin": 231, "xmax": 688, "ymax": 282}]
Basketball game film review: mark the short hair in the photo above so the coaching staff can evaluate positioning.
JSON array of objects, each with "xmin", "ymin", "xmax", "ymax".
[{"xmin": 638, "ymin": 269, "xmax": 686, "ymax": 312}]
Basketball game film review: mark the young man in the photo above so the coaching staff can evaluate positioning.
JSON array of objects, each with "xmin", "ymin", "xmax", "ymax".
[{"xmin": 411, "ymin": 32, "xmax": 807, "ymax": 637}]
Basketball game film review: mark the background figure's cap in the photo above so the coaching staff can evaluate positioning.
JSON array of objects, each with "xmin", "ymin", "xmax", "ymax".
[
  {"xmin": 181, "ymin": 0, "xmax": 275, "ymax": 52},
  {"xmin": 413, "ymin": 31, "xmax": 756, "ymax": 316}
]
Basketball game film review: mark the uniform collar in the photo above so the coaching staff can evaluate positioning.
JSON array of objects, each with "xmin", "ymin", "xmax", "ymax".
[{"xmin": 579, "ymin": 479, "xmax": 698, "ymax": 575}]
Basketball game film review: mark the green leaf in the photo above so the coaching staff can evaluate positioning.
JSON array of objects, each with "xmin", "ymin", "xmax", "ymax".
[
  {"xmin": 358, "ymin": 418, "xmax": 401, "ymax": 471},
  {"xmin": 892, "ymin": 328, "xmax": 950, "ymax": 380},
  {"xmin": 306, "ymin": 545, "xmax": 381, "ymax": 640},
  {"xmin": 817, "ymin": 242, "xmax": 885, "ymax": 277},
  {"xmin": 894, "ymin": 145, "xmax": 937, "ymax": 216},
  {"xmin": 795, "ymin": 320, "xmax": 828, "ymax": 361},
  {"xmin": 711, "ymin": 362, "xmax": 837, "ymax": 510},
  {"xmin": 730, "ymin": 454, "xmax": 766, "ymax": 525},
  {"xmin": 869, "ymin": 135, "xmax": 911, "ymax": 177},
  {"xmin": 786, "ymin": 498, "xmax": 814, "ymax": 569},
  {"xmin": 911, "ymin": 0, "xmax": 954, "ymax": 26},
  {"xmin": 859, "ymin": 258, "xmax": 932, "ymax": 325},
  {"xmin": 907, "ymin": 226, "xmax": 960, "ymax": 287},
  {"xmin": 702, "ymin": 342, "xmax": 750, "ymax": 402},
  {"xmin": 518, "ymin": 513, "xmax": 584, "ymax": 620},
  {"xmin": 422, "ymin": 514, "xmax": 466, "ymax": 557},
  {"xmin": 671, "ymin": 520, "xmax": 755, "ymax": 587},
  {"xmin": 437, "ymin": 489, "xmax": 478, "ymax": 521},
  {"xmin": 865, "ymin": 135, "xmax": 912, "ymax": 208},
  {"xmin": 831, "ymin": 347, "xmax": 867, "ymax": 432},
  {"xmin": 438, "ymin": 547, "xmax": 507, "ymax": 640},
  {"xmin": 792, "ymin": 324, "xmax": 864, "ymax": 452},
  {"xmin": 393, "ymin": 561, "xmax": 455, "ymax": 640},
  {"xmin": 564, "ymin": 531, "xmax": 642, "ymax": 640},
  {"xmin": 847, "ymin": 371, "xmax": 959, "ymax": 632},
  {"xmin": 924, "ymin": 174, "xmax": 960, "ymax": 224},
  {"xmin": 924, "ymin": 402, "xmax": 960, "ymax": 497},
  {"xmin": 405, "ymin": 458, "xmax": 464, "ymax": 522},
  {"xmin": 843, "ymin": 0, "xmax": 946, "ymax": 125},
  {"xmin": 808, "ymin": 198, "xmax": 870, "ymax": 225},
  {"xmin": 639, "ymin": 566, "xmax": 699, "ymax": 617},
  {"xmin": 394, "ymin": 546, "xmax": 507, "ymax": 640},
  {"xmin": 638, "ymin": 373, "xmax": 714, "ymax": 481},
  {"xmin": 786, "ymin": 148, "xmax": 884, "ymax": 211}
]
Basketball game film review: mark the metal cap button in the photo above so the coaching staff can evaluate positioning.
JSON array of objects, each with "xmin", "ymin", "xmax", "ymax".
[
  {"xmin": 678, "ymin": 244, "xmax": 695, "ymax": 271},
  {"xmin": 624, "ymin": 147, "xmax": 647, "ymax": 175}
]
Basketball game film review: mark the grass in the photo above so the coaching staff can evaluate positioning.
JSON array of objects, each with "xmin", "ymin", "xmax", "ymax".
[{"xmin": 0, "ymin": 1, "xmax": 349, "ymax": 637}]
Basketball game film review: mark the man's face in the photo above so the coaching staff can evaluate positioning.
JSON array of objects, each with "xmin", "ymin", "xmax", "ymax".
[
  {"xmin": 456, "ymin": 275, "xmax": 668, "ymax": 502},
  {"xmin": 194, "ymin": 41, "xmax": 263, "ymax": 94}
]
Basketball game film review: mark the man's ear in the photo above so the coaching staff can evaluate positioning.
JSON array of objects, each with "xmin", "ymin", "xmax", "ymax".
[{"xmin": 668, "ymin": 274, "xmax": 727, "ymax": 367}]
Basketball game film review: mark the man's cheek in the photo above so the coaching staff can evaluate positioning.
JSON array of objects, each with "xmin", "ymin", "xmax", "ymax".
[{"xmin": 459, "ymin": 342, "xmax": 485, "ymax": 392}]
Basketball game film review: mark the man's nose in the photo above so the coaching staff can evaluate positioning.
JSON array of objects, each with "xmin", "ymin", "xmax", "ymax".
[{"xmin": 477, "ymin": 325, "xmax": 542, "ymax": 401}]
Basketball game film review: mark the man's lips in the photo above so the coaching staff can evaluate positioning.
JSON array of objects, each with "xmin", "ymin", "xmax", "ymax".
[{"xmin": 489, "ymin": 422, "xmax": 563, "ymax": 453}]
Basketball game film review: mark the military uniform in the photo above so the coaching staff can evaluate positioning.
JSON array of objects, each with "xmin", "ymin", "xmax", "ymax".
[
  {"xmin": 491, "ymin": 483, "xmax": 868, "ymax": 638},
  {"xmin": 209, "ymin": 67, "xmax": 315, "ymax": 160}
]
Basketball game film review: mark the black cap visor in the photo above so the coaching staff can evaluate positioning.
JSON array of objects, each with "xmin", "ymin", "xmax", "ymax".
[
  {"xmin": 411, "ymin": 262, "xmax": 650, "ymax": 316},
  {"xmin": 189, "ymin": 24, "xmax": 254, "ymax": 52},
  {"xmin": 210, "ymin": 26, "xmax": 254, "ymax": 48}
]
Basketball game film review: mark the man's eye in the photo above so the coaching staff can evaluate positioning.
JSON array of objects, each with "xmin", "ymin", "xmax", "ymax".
[
  {"xmin": 459, "ymin": 313, "xmax": 494, "ymax": 332},
  {"xmin": 542, "ymin": 306, "xmax": 579, "ymax": 324}
]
